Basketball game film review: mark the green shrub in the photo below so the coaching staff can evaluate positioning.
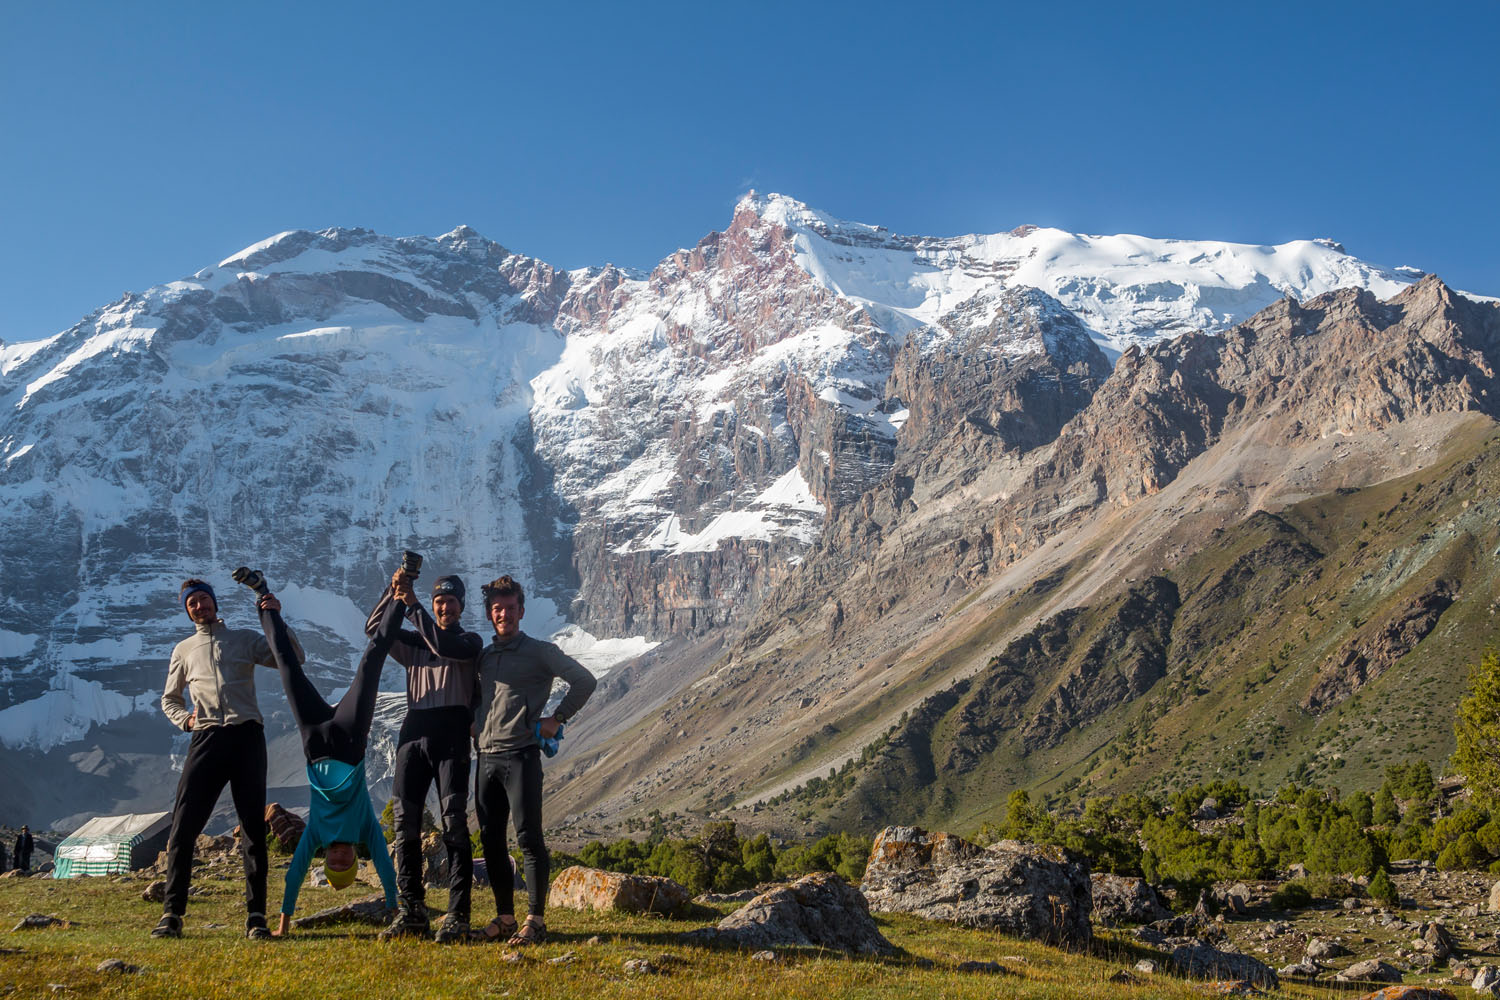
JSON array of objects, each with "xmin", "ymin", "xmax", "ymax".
[
  {"xmin": 1368, "ymin": 868, "xmax": 1398, "ymax": 907},
  {"xmin": 1269, "ymin": 881, "xmax": 1313, "ymax": 910}
]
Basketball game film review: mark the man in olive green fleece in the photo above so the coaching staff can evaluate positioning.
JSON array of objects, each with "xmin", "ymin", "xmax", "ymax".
[
  {"xmin": 472, "ymin": 575, "xmax": 596, "ymax": 945},
  {"xmin": 153, "ymin": 578, "xmax": 302, "ymax": 940}
]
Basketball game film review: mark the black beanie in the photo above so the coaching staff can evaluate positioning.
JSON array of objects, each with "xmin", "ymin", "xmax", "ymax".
[{"xmin": 432, "ymin": 575, "xmax": 466, "ymax": 609}]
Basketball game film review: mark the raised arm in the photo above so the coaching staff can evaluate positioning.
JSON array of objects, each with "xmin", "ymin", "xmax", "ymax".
[{"xmin": 404, "ymin": 601, "xmax": 484, "ymax": 661}]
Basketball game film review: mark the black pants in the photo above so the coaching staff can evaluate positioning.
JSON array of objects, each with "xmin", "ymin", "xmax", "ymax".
[
  {"xmin": 475, "ymin": 748, "xmax": 547, "ymax": 918},
  {"xmin": 260, "ymin": 600, "xmax": 401, "ymax": 765},
  {"xmin": 393, "ymin": 707, "xmax": 473, "ymax": 918},
  {"xmin": 162, "ymin": 721, "xmax": 268, "ymax": 918}
]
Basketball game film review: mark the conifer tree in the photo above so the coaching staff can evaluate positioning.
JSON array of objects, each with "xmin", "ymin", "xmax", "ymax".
[{"xmin": 1454, "ymin": 651, "xmax": 1500, "ymax": 806}]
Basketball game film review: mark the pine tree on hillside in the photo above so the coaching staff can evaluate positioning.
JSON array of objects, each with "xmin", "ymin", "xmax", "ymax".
[{"xmin": 1454, "ymin": 651, "xmax": 1500, "ymax": 805}]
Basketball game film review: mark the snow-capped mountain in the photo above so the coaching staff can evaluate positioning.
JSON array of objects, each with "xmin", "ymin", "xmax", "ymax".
[{"xmin": 0, "ymin": 193, "xmax": 1422, "ymax": 826}]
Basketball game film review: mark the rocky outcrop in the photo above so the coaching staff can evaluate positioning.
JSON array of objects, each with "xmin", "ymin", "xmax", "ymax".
[
  {"xmin": 1168, "ymin": 941, "xmax": 1278, "ymax": 987},
  {"xmin": 1304, "ymin": 580, "xmax": 1456, "ymax": 712},
  {"xmin": 1091, "ymin": 873, "xmax": 1172, "ymax": 926},
  {"xmin": 1336, "ymin": 959, "xmax": 1404, "ymax": 983},
  {"xmin": 548, "ymin": 865, "xmax": 689, "ymax": 915},
  {"xmin": 860, "ymin": 827, "xmax": 1091, "ymax": 946},
  {"xmin": 710, "ymin": 872, "xmax": 895, "ymax": 955}
]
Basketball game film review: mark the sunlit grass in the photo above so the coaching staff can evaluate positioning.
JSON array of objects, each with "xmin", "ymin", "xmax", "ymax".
[{"xmin": 0, "ymin": 874, "xmax": 1342, "ymax": 998}]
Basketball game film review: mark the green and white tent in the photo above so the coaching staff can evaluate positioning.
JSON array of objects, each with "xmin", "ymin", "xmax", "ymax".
[{"xmin": 52, "ymin": 811, "xmax": 171, "ymax": 878}]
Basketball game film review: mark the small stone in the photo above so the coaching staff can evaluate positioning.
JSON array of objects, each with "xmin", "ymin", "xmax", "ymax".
[
  {"xmin": 585, "ymin": 935, "xmax": 603, "ymax": 946},
  {"xmin": 141, "ymin": 881, "xmax": 165, "ymax": 903},
  {"xmin": 548, "ymin": 952, "xmax": 577, "ymax": 965},
  {"xmin": 1108, "ymin": 970, "xmax": 1140, "ymax": 985},
  {"xmin": 95, "ymin": 960, "xmax": 140, "ymax": 974},
  {"xmin": 622, "ymin": 959, "xmax": 657, "ymax": 975},
  {"xmin": 1135, "ymin": 959, "xmax": 1159, "ymax": 974},
  {"xmin": 750, "ymin": 950, "xmax": 776, "ymax": 962},
  {"xmin": 955, "ymin": 960, "xmax": 1005, "ymax": 974},
  {"xmin": 500, "ymin": 950, "xmax": 524, "ymax": 963},
  {"xmin": 12, "ymin": 915, "xmax": 70, "ymax": 932}
]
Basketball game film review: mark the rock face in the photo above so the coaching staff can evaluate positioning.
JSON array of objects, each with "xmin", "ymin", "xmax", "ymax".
[
  {"xmin": 548, "ymin": 865, "xmax": 689, "ymax": 915},
  {"xmin": 860, "ymin": 827, "xmax": 1091, "ymax": 946},
  {"xmin": 712, "ymin": 871, "xmax": 895, "ymax": 955},
  {"xmin": 1091, "ymin": 873, "xmax": 1172, "ymax": 925}
]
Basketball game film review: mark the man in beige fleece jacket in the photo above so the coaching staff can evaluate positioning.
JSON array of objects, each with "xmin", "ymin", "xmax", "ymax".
[{"xmin": 153, "ymin": 576, "xmax": 301, "ymax": 940}]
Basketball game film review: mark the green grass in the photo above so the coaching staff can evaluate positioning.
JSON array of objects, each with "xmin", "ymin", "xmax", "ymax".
[{"xmin": 0, "ymin": 873, "xmax": 1343, "ymax": 999}]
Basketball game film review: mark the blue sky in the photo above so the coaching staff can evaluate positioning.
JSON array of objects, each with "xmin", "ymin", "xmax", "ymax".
[{"xmin": 2, "ymin": 1, "xmax": 1496, "ymax": 342}]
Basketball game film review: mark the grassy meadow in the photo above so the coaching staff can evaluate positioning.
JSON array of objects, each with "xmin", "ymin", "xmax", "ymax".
[{"xmin": 0, "ymin": 871, "xmax": 1357, "ymax": 1000}]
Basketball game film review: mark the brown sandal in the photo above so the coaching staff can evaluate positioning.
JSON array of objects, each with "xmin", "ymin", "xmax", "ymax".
[
  {"xmin": 481, "ymin": 916, "xmax": 518, "ymax": 942},
  {"xmin": 507, "ymin": 918, "xmax": 547, "ymax": 946}
]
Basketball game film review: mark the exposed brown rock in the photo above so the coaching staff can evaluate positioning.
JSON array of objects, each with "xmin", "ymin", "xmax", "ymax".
[{"xmin": 548, "ymin": 865, "xmax": 689, "ymax": 915}]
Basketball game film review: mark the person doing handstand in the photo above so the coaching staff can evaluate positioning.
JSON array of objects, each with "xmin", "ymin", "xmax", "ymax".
[{"xmin": 241, "ymin": 570, "xmax": 400, "ymax": 936}]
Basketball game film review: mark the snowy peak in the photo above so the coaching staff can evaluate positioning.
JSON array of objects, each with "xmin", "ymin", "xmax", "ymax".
[{"xmin": 734, "ymin": 194, "xmax": 1418, "ymax": 353}]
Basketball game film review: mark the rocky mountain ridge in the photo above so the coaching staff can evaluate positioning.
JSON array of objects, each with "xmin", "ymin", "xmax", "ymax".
[{"xmin": 0, "ymin": 194, "xmax": 1464, "ymax": 828}]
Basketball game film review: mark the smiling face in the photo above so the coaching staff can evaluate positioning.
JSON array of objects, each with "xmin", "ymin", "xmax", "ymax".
[
  {"xmin": 488, "ymin": 593, "xmax": 524, "ymax": 639},
  {"xmin": 432, "ymin": 594, "xmax": 462, "ymax": 629},
  {"xmin": 185, "ymin": 591, "xmax": 217, "ymax": 625}
]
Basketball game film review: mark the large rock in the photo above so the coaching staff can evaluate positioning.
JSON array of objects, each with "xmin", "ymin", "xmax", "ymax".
[
  {"xmin": 861, "ymin": 827, "xmax": 1091, "ymax": 947},
  {"xmin": 1169, "ymin": 941, "xmax": 1278, "ymax": 987},
  {"xmin": 712, "ymin": 872, "xmax": 895, "ymax": 955},
  {"xmin": 1091, "ymin": 873, "xmax": 1171, "ymax": 925},
  {"xmin": 291, "ymin": 894, "xmax": 395, "ymax": 929},
  {"xmin": 1336, "ymin": 959, "xmax": 1403, "ymax": 984},
  {"xmin": 264, "ymin": 802, "xmax": 305, "ymax": 853},
  {"xmin": 549, "ymin": 865, "xmax": 689, "ymax": 915}
]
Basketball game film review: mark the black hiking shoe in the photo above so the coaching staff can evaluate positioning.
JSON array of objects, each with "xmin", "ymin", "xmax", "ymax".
[
  {"xmin": 433, "ymin": 914, "xmax": 469, "ymax": 944},
  {"xmin": 150, "ymin": 914, "xmax": 182, "ymax": 939},
  {"xmin": 378, "ymin": 907, "xmax": 430, "ymax": 940},
  {"xmin": 246, "ymin": 914, "xmax": 272, "ymax": 940},
  {"xmin": 231, "ymin": 566, "xmax": 270, "ymax": 597}
]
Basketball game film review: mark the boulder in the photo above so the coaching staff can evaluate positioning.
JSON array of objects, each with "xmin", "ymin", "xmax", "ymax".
[
  {"xmin": 1421, "ymin": 921, "xmax": 1456, "ymax": 960},
  {"xmin": 712, "ymin": 872, "xmax": 895, "ymax": 955},
  {"xmin": 1306, "ymin": 937, "xmax": 1351, "ymax": 960},
  {"xmin": 195, "ymin": 833, "xmax": 235, "ymax": 855},
  {"xmin": 1349, "ymin": 989, "xmax": 1458, "ymax": 1000},
  {"xmin": 1092, "ymin": 873, "xmax": 1171, "ymax": 925},
  {"xmin": 291, "ymin": 893, "xmax": 396, "ymax": 928},
  {"xmin": 549, "ymin": 865, "xmax": 689, "ymax": 915},
  {"xmin": 1278, "ymin": 959, "xmax": 1321, "ymax": 978},
  {"xmin": 1488, "ymin": 880, "xmax": 1500, "ymax": 913},
  {"xmin": 1169, "ymin": 942, "xmax": 1278, "ymax": 987},
  {"xmin": 421, "ymin": 831, "xmax": 448, "ymax": 886},
  {"xmin": 264, "ymin": 802, "xmax": 305, "ymax": 853},
  {"xmin": 1336, "ymin": 959, "xmax": 1403, "ymax": 983},
  {"xmin": 861, "ymin": 826, "xmax": 1091, "ymax": 947}
]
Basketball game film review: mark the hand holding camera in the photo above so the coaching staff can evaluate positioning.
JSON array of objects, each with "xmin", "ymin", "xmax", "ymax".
[{"xmin": 391, "ymin": 550, "xmax": 423, "ymax": 606}]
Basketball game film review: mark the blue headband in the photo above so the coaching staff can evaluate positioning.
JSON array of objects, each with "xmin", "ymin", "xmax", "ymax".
[{"xmin": 181, "ymin": 582, "xmax": 217, "ymax": 615}]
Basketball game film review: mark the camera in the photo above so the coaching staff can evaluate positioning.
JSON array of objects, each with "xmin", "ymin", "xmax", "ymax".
[
  {"xmin": 231, "ymin": 566, "xmax": 270, "ymax": 597},
  {"xmin": 398, "ymin": 550, "xmax": 423, "ymax": 580}
]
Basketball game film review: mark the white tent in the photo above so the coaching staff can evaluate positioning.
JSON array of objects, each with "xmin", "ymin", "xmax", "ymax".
[{"xmin": 52, "ymin": 811, "xmax": 171, "ymax": 878}]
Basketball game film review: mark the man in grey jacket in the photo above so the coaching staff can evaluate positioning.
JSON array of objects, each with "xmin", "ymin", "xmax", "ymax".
[
  {"xmin": 153, "ymin": 577, "xmax": 301, "ymax": 940},
  {"xmin": 472, "ymin": 575, "xmax": 595, "ymax": 946}
]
